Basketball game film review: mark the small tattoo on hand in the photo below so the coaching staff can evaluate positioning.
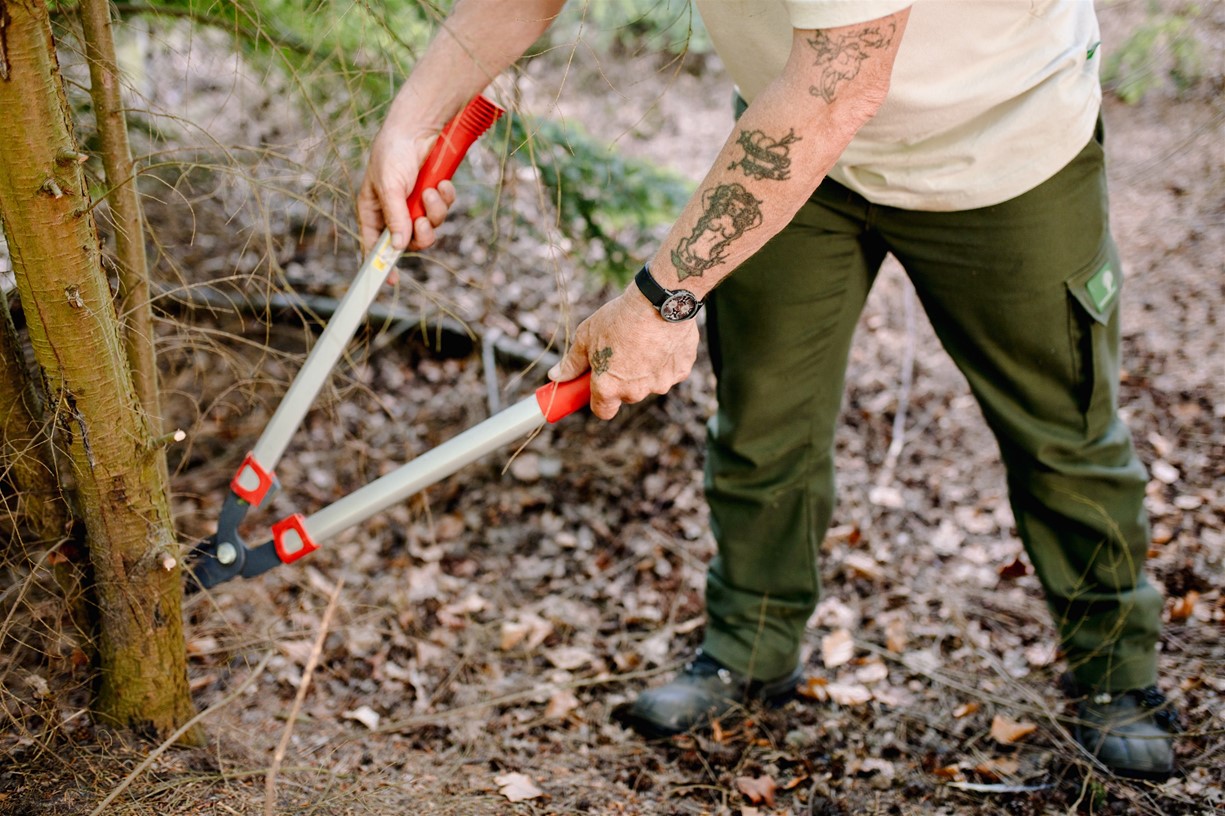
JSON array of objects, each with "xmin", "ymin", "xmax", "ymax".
[{"xmin": 591, "ymin": 347, "xmax": 613, "ymax": 376}]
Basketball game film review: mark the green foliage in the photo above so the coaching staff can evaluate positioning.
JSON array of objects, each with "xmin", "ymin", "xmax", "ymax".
[
  {"xmin": 549, "ymin": 0, "xmax": 712, "ymax": 58},
  {"xmin": 1101, "ymin": 1, "xmax": 1205, "ymax": 104},
  {"xmin": 508, "ymin": 115, "xmax": 694, "ymax": 284},
  {"xmin": 106, "ymin": 0, "xmax": 696, "ymax": 283}
]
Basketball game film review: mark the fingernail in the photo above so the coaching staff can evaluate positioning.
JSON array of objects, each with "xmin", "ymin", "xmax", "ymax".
[
  {"xmin": 547, "ymin": 365, "xmax": 560, "ymax": 380},
  {"xmin": 390, "ymin": 232, "xmax": 405, "ymax": 249}
]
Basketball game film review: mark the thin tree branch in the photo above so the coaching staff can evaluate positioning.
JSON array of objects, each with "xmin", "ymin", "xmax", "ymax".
[
  {"xmin": 265, "ymin": 578, "xmax": 344, "ymax": 816},
  {"xmin": 79, "ymin": 0, "xmax": 162, "ymax": 427}
]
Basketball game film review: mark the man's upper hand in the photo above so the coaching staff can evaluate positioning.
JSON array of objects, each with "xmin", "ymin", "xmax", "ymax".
[{"xmin": 357, "ymin": 127, "xmax": 457, "ymax": 255}]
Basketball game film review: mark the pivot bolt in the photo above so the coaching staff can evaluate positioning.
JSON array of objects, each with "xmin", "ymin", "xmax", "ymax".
[{"xmin": 216, "ymin": 542, "xmax": 238, "ymax": 565}]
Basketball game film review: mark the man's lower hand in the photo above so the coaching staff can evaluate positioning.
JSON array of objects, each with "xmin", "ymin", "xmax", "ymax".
[{"xmin": 548, "ymin": 290, "xmax": 699, "ymax": 420}]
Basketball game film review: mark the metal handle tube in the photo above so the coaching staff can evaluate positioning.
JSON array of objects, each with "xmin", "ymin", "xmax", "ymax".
[
  {"xmin": 301, "ymin": 395, "xmax": 546, "ymax": 543},
  {"xmin": 250, "ymin": 230, "xmax": 402, "ymax": 471}
]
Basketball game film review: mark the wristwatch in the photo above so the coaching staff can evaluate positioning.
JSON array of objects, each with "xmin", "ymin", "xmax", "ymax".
[{"xmin": 634, "ymin": 264, "xmax": 704, "ymax": 322}]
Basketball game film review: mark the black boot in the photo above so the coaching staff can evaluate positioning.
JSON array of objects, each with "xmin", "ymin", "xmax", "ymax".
[
  {"xmin": 1072, "ymin": 686, "xmax": 1178, "ymax": 779},
  {"xmin": 618, "ymin": 650, "xmax": 802, "ymax": 738}
]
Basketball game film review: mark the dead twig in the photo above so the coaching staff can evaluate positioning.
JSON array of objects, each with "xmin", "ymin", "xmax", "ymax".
[{"xmin": 264, "ymin": 577, "xmax": 345, "ymax": 816}]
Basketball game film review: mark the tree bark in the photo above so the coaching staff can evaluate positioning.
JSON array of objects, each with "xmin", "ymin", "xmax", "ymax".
[
  {"xmin": 0, "ymin": 291, "xmax": 71, "ymax": 545},
  {"xmin": 78, "ymin": 0, "xmax": 161, "ymax": 426},
  {"xmin": 0, "ymin": 0, "xmax": 197, "ymax": 741}
]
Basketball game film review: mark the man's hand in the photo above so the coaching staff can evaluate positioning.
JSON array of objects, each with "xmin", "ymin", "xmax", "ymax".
[
  {"xmin": 548, "ymin": 290, "xmax": 699, "ymax": 420},
  {"xmin": 357, "ymin": 125, "xmax": 457, "ymax": 255}
]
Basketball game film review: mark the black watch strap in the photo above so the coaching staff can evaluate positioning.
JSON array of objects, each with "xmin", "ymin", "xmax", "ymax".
[
  {"xmin": 634, "ymin": 264, "xmax": 671, "ymax": 309},
  {"xmin": 634, "ymin": 264, "xmax": 703, "ymax": 322}
]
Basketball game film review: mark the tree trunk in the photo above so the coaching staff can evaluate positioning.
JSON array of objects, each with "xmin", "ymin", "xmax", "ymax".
[
  {"xmin": 0, "ymin": 291, "xmax": 70, "ymax": 545},
  {"xmin": 78, "ymin": 0, "xmax": 162, "ymax": 426},
  {"xmin": 0, "ymin": 0, "xmax": 197, "ymax": 741}
]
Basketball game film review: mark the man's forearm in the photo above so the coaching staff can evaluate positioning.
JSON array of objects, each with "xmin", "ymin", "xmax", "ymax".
[
  {"xmin": 645, "ymin": 11, "xmax": 909, "ymax": 298},
  {"xmin": 387, "ymin": 0, "xmax": 567, "ymax": 134}
]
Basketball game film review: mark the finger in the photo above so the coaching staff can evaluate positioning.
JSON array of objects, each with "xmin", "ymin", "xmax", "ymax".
[
  {"xmin": 589, "ymin": 389, "xmax": 621, "ymax": 421},
  {"xmin": 548, "ymin": 347, "xmax": 590, "ymax": 383},
  {"xmin": 409, "ymin": 215, "xmax": 436, "ymax": 251},
  {"xmin": 356, "ymin": 188, "xmax": 386, "ymax": 256},
  {"xmin": 420, "ymin": 187, "xmax": 451, "ymax": 227},
  {"xmin": 436, "ymin": 179, "xmax": 457, "ymax": 208},
  {"xmin": 381, "ymin": 186, "xmax": 413, "ymax": 251}
]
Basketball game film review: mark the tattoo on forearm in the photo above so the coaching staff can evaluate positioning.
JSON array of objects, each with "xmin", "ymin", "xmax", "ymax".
[
  {"xmin": 729, "ymin": 129, "xmax": 801, "ymax": 181},
  {"xmin": 591, "ymin": 346, "xmax": 613, "ymax": 376},
  {"xmin": 807, "ymin": 22, "xmax": 896, "ymax": 104},
  {"xmin": 671, "ymin": 183, "xmax": 763, "ymax": 280}
]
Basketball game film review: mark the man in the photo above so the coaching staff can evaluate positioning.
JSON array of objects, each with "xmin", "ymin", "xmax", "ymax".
[{"xmin": 358, "ymin": 0, "xmax": 1177, "ymax": 779}]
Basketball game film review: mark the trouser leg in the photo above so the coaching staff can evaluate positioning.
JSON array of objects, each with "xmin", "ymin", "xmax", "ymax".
[
  {"xmin": 702, "ymin": 186, "xmax": 885, "ymax": 681},
  {"xmin": 878, "ymin": 129, "xmax": 1161, "ymax": 691}
]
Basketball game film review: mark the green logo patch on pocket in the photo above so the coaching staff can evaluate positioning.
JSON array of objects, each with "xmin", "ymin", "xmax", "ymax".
[{"xmin": 1085, "ymin": 263, "xmax": 1119, "ymax": 313}]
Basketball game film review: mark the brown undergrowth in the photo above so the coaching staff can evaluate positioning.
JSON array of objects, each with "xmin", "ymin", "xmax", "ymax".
[{"xmin": 1, "ymin": 2, "xmax": 1221, "ymax": 814}]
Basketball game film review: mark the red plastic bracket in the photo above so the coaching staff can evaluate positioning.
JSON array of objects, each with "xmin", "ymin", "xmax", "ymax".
[
  {"xmin": 272, "ymin": 513, "xmax": 318, "ymax": 564},
  {"xmin": 535, "ymin": 372, "xmax": 592, "ymax": 423},
  {"xmin": 231, "ymin": 452, "xmax": 278, "ymax": 507}
]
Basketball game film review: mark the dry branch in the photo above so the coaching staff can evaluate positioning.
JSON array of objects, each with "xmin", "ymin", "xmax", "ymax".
[
  {"xmin": 156, "ymin": 282, "xmax": 560, "ymax": 373},
  {"xmin": 265, "ymin": 578, "xmax": 344, "ymax": 816}
]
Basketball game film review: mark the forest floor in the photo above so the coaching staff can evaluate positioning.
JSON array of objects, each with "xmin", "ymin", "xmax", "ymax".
[{"xmin": 1, "ymin": 2, "xmax": 1222, "ymax": 815}]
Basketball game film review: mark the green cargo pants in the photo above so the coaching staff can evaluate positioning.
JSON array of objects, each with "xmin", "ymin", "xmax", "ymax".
[{"xmin": 701, "ymin": 120, "xmax": 1162, "ymax": 693}]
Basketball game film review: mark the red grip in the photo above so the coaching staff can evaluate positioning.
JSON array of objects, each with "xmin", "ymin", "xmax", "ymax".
[
  {"xmin": 407, "ymin": 95, "xmax": 505, "ymax": 221},
  {"xmin": 535, "ymin": 372, "xmax": 592, "ymax": 423}
]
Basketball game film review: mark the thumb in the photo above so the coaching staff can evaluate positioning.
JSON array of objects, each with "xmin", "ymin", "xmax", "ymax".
[{"xmin": 548, "ymin": 345, "xmax": 590, "ymax": 383}]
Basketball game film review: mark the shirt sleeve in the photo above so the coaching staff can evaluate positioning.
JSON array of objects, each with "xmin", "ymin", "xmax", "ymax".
[{"xmin": 782, "ymin": 0, "xmax": 914, "ymax": 29}]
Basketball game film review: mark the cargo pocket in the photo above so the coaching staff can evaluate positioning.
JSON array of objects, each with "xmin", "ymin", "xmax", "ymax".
[{"xmin": 1066, "ymin": 245, "xmax": 1124, "ymax": 435}]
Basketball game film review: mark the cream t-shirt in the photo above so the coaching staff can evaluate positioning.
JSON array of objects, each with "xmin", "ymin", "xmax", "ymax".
[{"xmin": 695, "ymin": 0, "xmax": 1103, "ymax": 211}]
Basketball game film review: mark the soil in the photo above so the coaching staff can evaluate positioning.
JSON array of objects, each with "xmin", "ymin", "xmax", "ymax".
[{"xmin": 1, "ymin": 3, "xmax": 1221, "ymax": 815}]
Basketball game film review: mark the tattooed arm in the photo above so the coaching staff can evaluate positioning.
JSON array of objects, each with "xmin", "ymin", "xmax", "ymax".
[{"xmin": 550, "ymin": 8, "xmax": 911, "ymax": 418}]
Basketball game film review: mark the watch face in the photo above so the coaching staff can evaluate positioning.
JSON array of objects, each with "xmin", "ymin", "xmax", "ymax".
[{"xmin": 660, "ymin": 292, "xmax": 699, "ymax": 322}]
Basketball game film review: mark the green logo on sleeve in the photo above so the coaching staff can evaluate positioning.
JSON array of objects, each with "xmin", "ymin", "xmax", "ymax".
[{"xmin": 1086, "ymin": 264, "xmax": 1119, "ymax": 312}]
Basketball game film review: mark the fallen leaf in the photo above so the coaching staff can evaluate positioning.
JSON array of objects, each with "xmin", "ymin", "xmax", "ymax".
[
  {"xmin": 990, "ymin": 714, "xmax": 1038, "ymax": 745},
  {"xmin": 843, "ymin": 551, "xmax": 883, "ymax": 580},
  {"xmin": 544, "ymin": 688, "xmax": 580, "ymax": 720},
  {"xmin": 186, "ymin": 636, "xmax": 219, "ymax": 655},
  {"xmin": 932, "ymin": 763, "xmax": 963, "ymax": 780},
  {"xmin": 974, "ymin": 756, "xmax": 1020, "ymax": 780},
  {"xmin": 826, "ymin": 682, "xmax": 873, "ymax": 706},
  {"xmin": 1150, "ymin": 459, "xmax": 1179, "ymax": 485},
  {"xmin": 499, "ymin": 613, "xmax": 554, "ymax": 651},
  {"xmin": 495, "ymin": 772, "xmax": 543, "ymax": 803},
  {"xmin": 952, "ymin": 701, "xmax": 980, "ymax": 719},
  {"xmin": 855, "ymin": 660, "xmax": 889, "ymax": 685},
  {"xmin": 869, "ymin": 484, "xmax": 905, "ymax": 509},
  {"xmin": 797, "ymin": 676, "xmax": 829, "ymax": 701},
  {"xmin": 735, "ymin": 774, "xmax": 777, "ymax": 808},
  {"xmin": 849, "ymin": 757, "xmax": 896, "ymax": 779},
  {"xmin": 822, "ymin": 628, "xmax": 855, "ymax": 668},
  {"xmin": 544, "ymin": 645, "xmax": 596, "ymax": 670},
  {"xmin": 884, "ymin": 618, "xmax": 908, "ymax": 653},
  {"xmin": 1170, "ymin": 591, "xmax": 1199, "ymax": 622},
  {"xmin": 343, "ymin": 705, "xmax": 380, "ymax": 730},
  {"xmin": 438, "ymin": 593, "xmax": 485, "ymax": 628},
  {"xmin": 1150, "ymin": 523, "xmax": 1175, "ymax": 546}
]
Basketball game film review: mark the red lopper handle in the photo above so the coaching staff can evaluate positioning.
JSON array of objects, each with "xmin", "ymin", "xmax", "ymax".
[
  {"xmin": 535, "ymin": 372, "xmax": 592, "ymax": 423},
  {"xmin": 407, "ymin": 95, "xmax": 505, "ymax": 221}
]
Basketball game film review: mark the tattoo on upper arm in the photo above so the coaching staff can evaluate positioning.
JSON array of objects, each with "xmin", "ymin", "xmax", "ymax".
[
  {"xmin": 591, "ymin": 347, "xmax": 613, "ymax": 376},
  {"xmin": 671, "ymin": 183, "xmax": 764, "ymax": 281},
  {"xmin": 806, "ymin": 22, "xmax": 897, "ymax": 104},
  {"xmin": 730, "ymin": 129, "xmax": 802, "ymax": 181}
]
